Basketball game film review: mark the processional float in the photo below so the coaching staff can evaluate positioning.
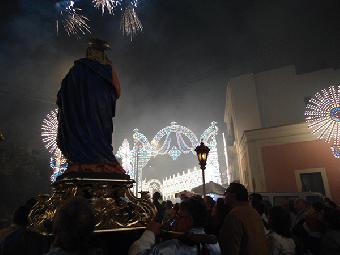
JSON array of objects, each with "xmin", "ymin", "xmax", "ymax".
[{"xmin": 29, "ymin": 39, "xmax": 156, "ymax": 235}]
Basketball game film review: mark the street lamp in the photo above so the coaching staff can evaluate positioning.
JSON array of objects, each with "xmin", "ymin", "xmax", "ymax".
[
  {"xmin": 0, "ymin": 132, "xmax": 4, "ymax": 142},
  {"xmin": 195, "ymin": 141, "xmax": 210, "ymax": 197}
]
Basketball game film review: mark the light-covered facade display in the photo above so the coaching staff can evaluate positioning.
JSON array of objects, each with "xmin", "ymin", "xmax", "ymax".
[
  {"xmin": 162, "ymin": 167, "xmax": 202, "ymax": 200},
  {"xmin": 116, "ymin": 139, "xmax": 134, "ymax": 176}
]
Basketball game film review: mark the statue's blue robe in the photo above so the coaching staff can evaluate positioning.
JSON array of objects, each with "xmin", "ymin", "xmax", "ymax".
[{"xmin": 57, "ymin": 58, "xmax": 118, "ymax": 164}]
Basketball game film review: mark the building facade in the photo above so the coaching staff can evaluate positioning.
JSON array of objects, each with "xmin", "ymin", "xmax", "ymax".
[{"xmin": 224, "ymin": 65, "xmax": 340, "ymax": 202}]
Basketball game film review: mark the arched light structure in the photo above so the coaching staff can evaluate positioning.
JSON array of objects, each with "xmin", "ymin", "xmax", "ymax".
[
  {"xmin": 151, "ymin": 121, "xmax": 199, "ymax": 160},
  {"xmin": 116, "ymin": 121, "xmax": 221, "ymax": 196}
]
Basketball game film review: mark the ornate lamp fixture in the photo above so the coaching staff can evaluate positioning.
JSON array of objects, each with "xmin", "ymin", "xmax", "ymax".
[{"xmin": 195, "ymin": 141, "xmax": 210, "ymax": 196}]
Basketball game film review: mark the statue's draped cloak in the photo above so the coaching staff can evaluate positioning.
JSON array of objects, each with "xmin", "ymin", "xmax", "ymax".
[{"xmin": 57, "ymin": 58, "xmax": 118, "ymax": 164}]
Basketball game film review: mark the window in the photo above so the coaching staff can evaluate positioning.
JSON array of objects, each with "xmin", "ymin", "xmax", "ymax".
[
  {"xmin": 300, "ymin": 172, "xmax": 325, "ymax": 194},
  {"xmin": 295, "ymin": 168, "xmax": 330, "ymax": 197}
]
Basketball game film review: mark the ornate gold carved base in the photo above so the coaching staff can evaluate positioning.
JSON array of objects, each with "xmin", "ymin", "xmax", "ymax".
[{"xmin": 28, "ymin": 177, "xmax": 156, "ymax": 235}]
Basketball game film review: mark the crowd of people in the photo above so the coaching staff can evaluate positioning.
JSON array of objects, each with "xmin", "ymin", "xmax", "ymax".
[{"xmin": 0, "ymin": 183, "xmax": 339, "ymax": 255}]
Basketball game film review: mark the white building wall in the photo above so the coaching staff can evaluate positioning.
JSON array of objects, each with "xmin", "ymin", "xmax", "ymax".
[
  {"xmin": 226, "ymin": 73, "xmax": 262, "ymax": 143},
  {"xmin": 254, "ymin": 65, "xmax": 340, "ymax": 127}
]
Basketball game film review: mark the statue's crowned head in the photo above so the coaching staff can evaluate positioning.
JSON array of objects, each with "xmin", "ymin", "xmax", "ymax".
[{"xmin": 86, "ymin": 38, "xmax": 111, "ymax": 65}]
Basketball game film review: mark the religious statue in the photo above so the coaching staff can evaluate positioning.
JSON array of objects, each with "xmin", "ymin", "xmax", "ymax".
[
  {"xmin": 57, "ymin": 38, "xmax": 125, "ymax": 175},
  {"xmin": 29, "ymin": 39, "xmax": 156, "ymax": 235}
]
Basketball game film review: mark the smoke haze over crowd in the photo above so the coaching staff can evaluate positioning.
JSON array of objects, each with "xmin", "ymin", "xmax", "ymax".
[{"xmin": 0, "ymin": 0, "xmax": 340, "ymax": 201}]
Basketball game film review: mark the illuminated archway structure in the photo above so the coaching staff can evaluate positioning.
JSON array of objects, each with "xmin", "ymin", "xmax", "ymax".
[
  {"xmin": 116, "ymin": 121, "xmax": 221, "ymax": 197},
  {"xmin": 142, "ymin": 179, "xmax": 162, "ymax": 196}
]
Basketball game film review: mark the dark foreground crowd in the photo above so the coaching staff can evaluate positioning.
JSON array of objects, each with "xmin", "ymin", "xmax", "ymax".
[{"xmin": 0, "ymin": 183, "xmax": 339, "ymax": 255}]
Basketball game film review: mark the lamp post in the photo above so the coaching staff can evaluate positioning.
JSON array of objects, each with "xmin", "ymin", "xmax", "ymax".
[{"xmin": 195, "ymin": 141, "xmax": 210, "ymax": 197}]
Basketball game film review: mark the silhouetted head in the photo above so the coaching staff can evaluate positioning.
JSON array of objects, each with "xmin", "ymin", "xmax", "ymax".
[
  {"xmin": 53, "ymin": 197, "xmax": 95, "ymax": 252},
  {"xmin": 294, "ymin": 198, "xmax": 307, "ymax": 212},
  {"xmin": 204, "ymin": 196, "xmax": 215, "ymax": 212},
  {"xmin": 174, "ymin": 196, "xmax": 208, "ymax": 232},
  {"xmin": 268, "ymin": 206, "xmax": 292, "ymax": 238},
  {"xmin": 224, "ymin": 182, "xmax": 248, "ymax": 209},
  {"xmin": 153, "ymin": 191, "xmax": 161, "ymax": 201},
  {"xmin": 165, "ymin": 200, "xmax": 173, "ymax": 209},
  {"xmin": 250, "ymin": 193, "xmax": 265, "ymax": 215},
  {"xmin": 86, "ymin": 38, "xmax": 111, "ymax": 65}
]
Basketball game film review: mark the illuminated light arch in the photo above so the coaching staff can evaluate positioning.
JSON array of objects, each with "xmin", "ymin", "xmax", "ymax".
[
  {"xmin": 200, "ymin": 121, "xmax": 218, "ymax": 145},
  {"xmin": 142, "ymin": 179, "xmax": 162, "ymax": 196},
  {"xmin": 305, "ymin": 85, "xmax": 340, "ymax": 158},
  {"xmin": 117, "ymin": 121, "xmax": 221, "ymax": 196},
  {"xmin": 130, "ymin": 129, "xmax": 154, "ymax": 194},
  {"xmin": 151, "ymin": 121, "xmax": 199, "ymax": 160}
]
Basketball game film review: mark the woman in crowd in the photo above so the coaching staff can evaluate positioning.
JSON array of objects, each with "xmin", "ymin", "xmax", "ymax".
[{"xmin": 267, "ymin": 206, "xmax": 296, "ymax": 255}]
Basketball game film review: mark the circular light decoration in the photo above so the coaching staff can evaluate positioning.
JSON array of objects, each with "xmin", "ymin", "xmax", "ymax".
[
  {"xmin": 42, "ymin": 109, "xmax": 68, "ymax": 182},
  {"xmin": 305, "ymin": 85, "xmax": 340, "ymax": 158},
  {"xmin": 331, "ymin": 145, "xmax": 340, "ymax": 159},
  {"xmin": 41, "ymin": 109, "xmax": 59, "ymax": 154}
]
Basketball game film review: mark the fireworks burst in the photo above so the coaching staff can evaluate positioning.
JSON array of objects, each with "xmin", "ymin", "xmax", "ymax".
[
  {"xmin": 305, "ymin": 85, "xmax": 340, "ymax": 145},
  {"xmin": 56, "ymin": 0, "xmax": 91, "ymax": 38},
  {"xmin": 41, "ymin": 109, "xmax": 59, "ymax": 154},
  {"xmin": 120, "ymin": 5, "xmax": 143, "ymax": 40},
  {"xmin": 92, "ymin": 0, "xmax": 122, "ymax": 14}
]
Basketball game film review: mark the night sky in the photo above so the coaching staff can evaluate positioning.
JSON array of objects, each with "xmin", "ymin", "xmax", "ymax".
[{"xmin": 1, "ymin": 0, "xmax": 340, "ymax": 197}]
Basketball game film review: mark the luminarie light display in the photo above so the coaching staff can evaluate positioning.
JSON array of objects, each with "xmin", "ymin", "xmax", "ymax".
[
  {"xmin": 117, "ymin": 122, "xmax": 221, "ymax": 196},
  {"xmin": 151, "ymin": 121, "xmax": 199, "ymax": 160},
  {"xmin": 41, "ymin": 109, "xmax": 59, "ymax": 154},
  {"xmin": 116, "ymin": 139, "xmax": 133, "ymax": 176},
  {"xmin": 50, "ymin": 149, "xmax": 68, "ymax": 182},
  {"xmin": 41, "ymin": 109, "xmax": 68, "ymax": 182},
  {"xmin": 305, "ymin": 85, "xmax": 340, "ymax": 158}
]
